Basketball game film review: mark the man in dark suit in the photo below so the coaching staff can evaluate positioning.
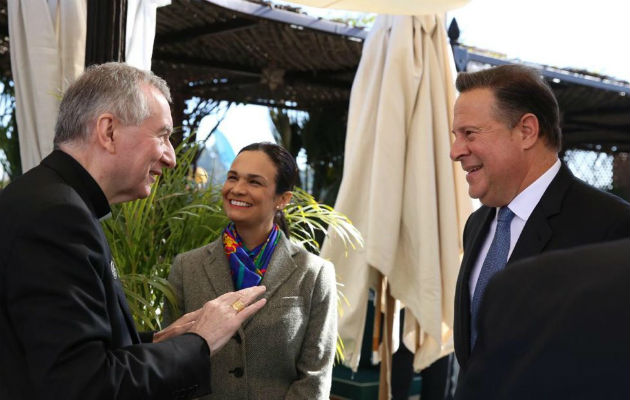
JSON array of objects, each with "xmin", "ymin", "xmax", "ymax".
[
  {"xmin": 449, "ymin": 64, "xmax": 630, "ymax": 374},
  {"xmin": 455, "ymin": 239, "xmax": 630, "ymax": 399},
  {"xmin": 0, "ymin": 63, "xmax": 266, "ymax": 399}
]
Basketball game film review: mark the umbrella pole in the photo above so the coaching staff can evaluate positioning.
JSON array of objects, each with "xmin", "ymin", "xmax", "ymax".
[{"xmin": 376, "ymin": 274, "xmax": 395, "ymax": 400}]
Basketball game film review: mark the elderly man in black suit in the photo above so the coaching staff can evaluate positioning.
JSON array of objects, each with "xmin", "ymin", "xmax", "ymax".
[
  {"xmin": 449, "ymin": 65, "xmax": 630, "ymax": 378},
  {"xmin": 455, "ymin": 239, "xmax": 630, "ymax": 399},
  {"xmin": 0, "ymin": 63, "xmax": 266, "ymax": 399}
]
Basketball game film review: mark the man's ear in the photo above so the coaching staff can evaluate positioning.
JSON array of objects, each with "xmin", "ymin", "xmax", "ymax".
[
  {"xmin": 518, "ymin": 113, "xmax": 539, "ymax": 150},
  {"xmin": 95, "ymin": 113, "xmax": 116, "ymax": 153}
]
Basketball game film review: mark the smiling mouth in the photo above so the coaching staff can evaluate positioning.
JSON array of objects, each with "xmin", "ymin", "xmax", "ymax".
[
  {"xmin": 230, "ymin": 199, "xmax": 252, "ymax": 207},
  {"xmin": 464, "ymin": 166, "xmax": 481, "ymax": 175}
]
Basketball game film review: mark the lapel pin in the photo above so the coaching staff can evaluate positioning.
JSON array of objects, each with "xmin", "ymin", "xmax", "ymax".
[{"xmin": 110, "ymin": 260, "xmax": 118, "ymax": 280}]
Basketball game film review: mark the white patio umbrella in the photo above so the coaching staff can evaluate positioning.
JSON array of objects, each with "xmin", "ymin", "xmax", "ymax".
[{"xmin": 320, "ymin": 13, "xmax": 471, "ymax": 399}]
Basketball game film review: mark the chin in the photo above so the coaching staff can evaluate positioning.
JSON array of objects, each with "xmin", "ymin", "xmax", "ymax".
[
  {"xmin": 225, "ymin": 211, "xmax": 245, "ymax": 222},
  {"xmin": 468, "ymin": 184, "xmax": 488, "ymax": 202},
  {"xmin": 468, "ymin": 188, "xmax": 481, "ymax": 200},
  {"xmin": 135, "ymin": 186, "xmax": 152, "ymax": 200}
]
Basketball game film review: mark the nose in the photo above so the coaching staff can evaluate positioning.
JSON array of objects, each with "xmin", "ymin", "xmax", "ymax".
[
  {"xmin": 231, "ymin": 178, "xmax": 247, "ymax": 194},
  {"xmin": 450, "ymin": 134, "xmax": 469, "ymax": 162},
  {"xmin": 162, "ymin": 139, "xmax": 176, "ymax": 168}
]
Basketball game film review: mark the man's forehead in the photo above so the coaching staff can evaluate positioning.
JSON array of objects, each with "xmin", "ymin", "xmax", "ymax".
[
  {"xmin": 455, "ymin": 88, "xmax": 496, "ymax": 112},
  {"xmin": 143, "ymin": 84, "xmax": 173, "ymax": 126}
]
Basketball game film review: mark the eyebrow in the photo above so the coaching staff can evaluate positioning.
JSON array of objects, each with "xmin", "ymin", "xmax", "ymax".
[
  {"xmin": 160, "ymin": 125, "xmax": 173, "ymax": 136},
  {"xmin": 227, "ymin": 171, "xmax": 268, "ymax": 182},
  {"xmin": 452, "ymin": 125, "xmax": 478, "ymax": 134}
]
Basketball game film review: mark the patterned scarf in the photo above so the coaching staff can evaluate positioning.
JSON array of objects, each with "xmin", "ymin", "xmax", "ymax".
[{"xmin": 222, "ymin": 222, "xmax": 280, "ymax": 290}]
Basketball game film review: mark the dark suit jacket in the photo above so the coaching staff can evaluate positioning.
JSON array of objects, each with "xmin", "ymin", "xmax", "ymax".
[
  {"xmin": 455, "ymin": 239, "xmax": 630, "ymax": 400},
  {"xmin": 0, "ymin": 151, "xmax": 211, "ymax": 399},
  {"xmin": 454, "ymin": 164, "xmax": 630, "ymax": 370}
]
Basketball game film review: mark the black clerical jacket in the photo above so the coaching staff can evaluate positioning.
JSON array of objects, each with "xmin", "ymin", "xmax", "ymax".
[{"xmin": 0, "ymin": 151, "xmax": 211, "ymax": 399}]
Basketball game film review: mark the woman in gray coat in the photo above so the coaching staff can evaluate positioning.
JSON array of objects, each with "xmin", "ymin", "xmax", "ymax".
[{"xmin": 167, "ymin": 142, "xmax": 337, "ymax": 400}]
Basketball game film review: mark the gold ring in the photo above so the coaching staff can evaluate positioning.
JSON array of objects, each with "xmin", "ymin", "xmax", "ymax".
[{"xmin": 231, "ymin": 299, "xmax": 245, "ymax": 313}]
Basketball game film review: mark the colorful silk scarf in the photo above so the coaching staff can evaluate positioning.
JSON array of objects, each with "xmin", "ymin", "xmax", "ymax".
[{"xmin": 222, "ymin": 223, "xmax": 280, "ymax": 290}]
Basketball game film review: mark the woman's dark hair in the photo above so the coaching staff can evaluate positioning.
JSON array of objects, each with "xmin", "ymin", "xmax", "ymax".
[{"xmin": 238, "ymin": 142, "xmax": 298, "ymax": 236}]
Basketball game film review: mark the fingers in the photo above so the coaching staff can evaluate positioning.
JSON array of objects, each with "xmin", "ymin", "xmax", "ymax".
[
  {"xmin": 175, "ymin": 308, "xmax": 201, "ymax": 325},
  {"xmin": 216, "ymin": 285, "xmax": 266, "ymax": 312},
  {"xmin": 242, "ymin": 285, "xmax": 266, "ymax": 303},
  {"xmin": 190, "ymin": 286, "xmax": 268, "ymax": 354},
  {"xmin": 234, "ymin": 298, "xmax": 266, "ymax": 322},
  {"xmin": 153, "ymin": 320, "xmax": 195, "ymax": 343},
  {"xmin": 233, "ymin": 285, "xmax": 267, "ymax": 306},
  {"xmin": 230, "ymin": 299, "xmax": 245, "ymax": 313}
]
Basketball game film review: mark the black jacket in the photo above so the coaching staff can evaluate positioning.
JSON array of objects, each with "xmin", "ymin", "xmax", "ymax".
[
  {"xmin": 455, "ymin": 239, "xmax": 630, "ymax": 399},
  {"xmin": 0, "ymin": 151, "xmax": 211, "ymax": 399},
  {"xmin": 453, "ymin": 163, "xmax": 630, "ymax": 371}
]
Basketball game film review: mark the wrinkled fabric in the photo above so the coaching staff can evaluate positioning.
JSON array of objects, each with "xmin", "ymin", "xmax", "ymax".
[
  {"xmin": 321, "ymin": 14, "xmax": 471, "ymax": 374},
  {"xmin": 8, "ymin": 0, "xmax": 86, "ymax": 172}
]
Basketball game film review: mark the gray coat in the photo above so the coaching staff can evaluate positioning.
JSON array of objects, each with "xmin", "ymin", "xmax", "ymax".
[{"xmin": 167, "ymin": 232, "xmax": 337, "ymax": 400}]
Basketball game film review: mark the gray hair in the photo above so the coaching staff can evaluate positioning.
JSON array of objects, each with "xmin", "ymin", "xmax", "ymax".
[{"xmin": 54, "ymin": 62, "xmax": 171, "ymax": 147}]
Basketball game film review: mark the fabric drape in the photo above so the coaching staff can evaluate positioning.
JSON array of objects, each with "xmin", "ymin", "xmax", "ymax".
[
  {"xmin": 125, "ymin": 0, "xmax": 171, "ymax": 70},
  {"xmin": 8, "ymin": 0, "xmax": 86, "ymax": 172},
  {"xmin": 320, "ymin": 14, "xmax": 471, "ymax": 387}
]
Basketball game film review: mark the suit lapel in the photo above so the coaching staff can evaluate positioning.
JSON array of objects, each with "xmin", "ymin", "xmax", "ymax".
[
  {"xmin": 245, "ymin": 234, "xmax": 298, "ymax": 329},
  {"xmin": 115, "ymin": 282, "xmax": 141, "ymax": 343},
  {"xmin": 461, "ymin": 207, "xmax": 495, "ymax": 290},
  {"xmin": 102, "ymin": 242, "xmax": 140, "ymax": 344},
  {"xmin": 202, "ymin": 240, "xmax": 236, "ymax": 298},
  {"xmin": 259, "ymin": 234, "xmax": 298, "ymax": 299},
  {"xmin": 458, "ymin": 206, "xmax": 494, "ymax": 359},
  {"xmin": 510, "ymin": 164, "xmax": 572, "ymax": 263}
]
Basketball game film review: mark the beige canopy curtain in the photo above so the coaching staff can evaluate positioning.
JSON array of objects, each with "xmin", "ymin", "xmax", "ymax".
[
  {"xmin": 8, "ymin": 0, "xmax": 87, "ymax": 173},
  {"xmin": 320, "ymin": 13, "xmax": 471, "ymax": 399}
]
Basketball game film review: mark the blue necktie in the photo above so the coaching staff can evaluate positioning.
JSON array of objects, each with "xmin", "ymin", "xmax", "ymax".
[{"xmin": 471, "ymin": 206, "xmax": 515, "ymax": 349}]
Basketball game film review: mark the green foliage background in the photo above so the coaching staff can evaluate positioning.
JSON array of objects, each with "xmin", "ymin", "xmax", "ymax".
[{"xmin": 0, "ymin": 77, "xmax": 21, "ymax": 183}]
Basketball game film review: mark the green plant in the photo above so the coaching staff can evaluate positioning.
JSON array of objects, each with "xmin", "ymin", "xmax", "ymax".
[
  {"xmin": 101, "ymin": 142, "xmax": 363, "ymax": 361},
  {"xmin": 0, "ymin": 76, "xmax": 22, "ymax": 181},
  {"xmin": 102, "ymin": 143, "xmax": 227, "ymax": 329},
  {"xmin": 287, "ymin": 187, "xmax": 361, "ymax": 256},
  {"xmin": 286, "ymin": 187, "xmax": 362, "ymax": 362}
]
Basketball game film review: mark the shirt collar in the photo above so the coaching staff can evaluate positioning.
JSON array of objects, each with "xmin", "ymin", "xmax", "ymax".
[{"xmin": 508, "ymin": 159, "xmax": 561, "ymax": 221}]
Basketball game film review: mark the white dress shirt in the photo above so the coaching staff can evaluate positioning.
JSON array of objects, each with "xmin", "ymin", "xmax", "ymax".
[{"xmin": 469, "ymin": 159, "xmax": 561, "ymax": 299}]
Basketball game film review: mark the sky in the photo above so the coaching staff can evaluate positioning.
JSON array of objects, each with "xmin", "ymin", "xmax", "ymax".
[
  {"xmin": 197, "ymin": 104, "xmax": 276, "ymax": 152},
  {"xmin": 201, "ymin": 0, "xmax": 629, "ymax": 157},
  {"xmin": 448, "ymin": 0, "xmax": 629, "ymax": 81}
]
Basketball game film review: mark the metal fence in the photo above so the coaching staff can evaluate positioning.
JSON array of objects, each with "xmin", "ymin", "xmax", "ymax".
[{"xmin": 563, "ymin": 149, "xmax": 630, "ymax": 201}]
